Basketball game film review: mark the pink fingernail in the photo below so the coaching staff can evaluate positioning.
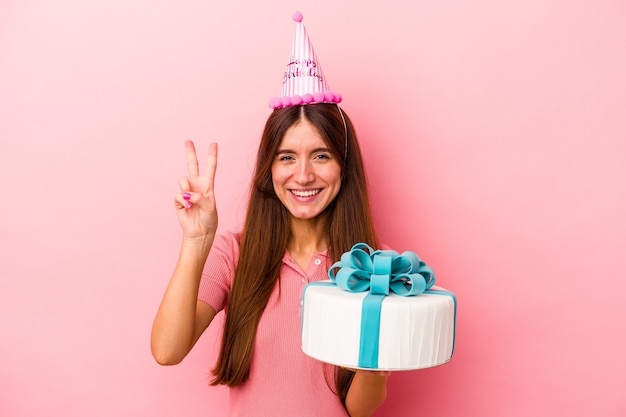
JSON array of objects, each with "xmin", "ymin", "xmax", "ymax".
[
  {"xmin": 185, "ymin": 202, "xmax": 192, "ymax": 209},
  {"xmin": 183, "ymin": 192, "xmax": 191, "ymax": 201}
]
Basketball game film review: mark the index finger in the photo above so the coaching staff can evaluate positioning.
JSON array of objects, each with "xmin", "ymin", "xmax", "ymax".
[{"xmin": 185, "ymin": 140, "xmax": 200, "ymax": 178}]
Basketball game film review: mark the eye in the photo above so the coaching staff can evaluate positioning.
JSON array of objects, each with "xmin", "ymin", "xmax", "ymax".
[
  {"xmin": 277, "ymin": 154, "xmax": 295, "ymax": 162},
  {"xmin": 314, "ymin": 153, "xmax": 331, "ymax": 160}
]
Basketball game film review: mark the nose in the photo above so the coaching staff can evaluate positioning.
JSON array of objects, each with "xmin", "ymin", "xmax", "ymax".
[{"xmin": 295, "ymin": 160, "xmax": 315, "ymax": 184}]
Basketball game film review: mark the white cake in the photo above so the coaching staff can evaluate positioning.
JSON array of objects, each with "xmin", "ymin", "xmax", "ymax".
[{"xmin": 301, "ymin": 282, "xmax": 456, "ymax": 370}]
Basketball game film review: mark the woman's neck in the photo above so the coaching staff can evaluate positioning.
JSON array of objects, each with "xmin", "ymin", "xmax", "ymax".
[{"xmin": 287, "ymin": 215, "xmax": 329, "ymax": 269}]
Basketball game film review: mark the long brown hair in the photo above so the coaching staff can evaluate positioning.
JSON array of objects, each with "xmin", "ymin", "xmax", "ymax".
[{"xmin": 211, "ymin": 104, "xmax": 379, "ymax": 402}]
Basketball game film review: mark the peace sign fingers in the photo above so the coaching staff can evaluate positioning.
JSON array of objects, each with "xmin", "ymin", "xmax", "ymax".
[{"xmin": 176, "ymin": 140, "xmax": 219, "ymax": 239}]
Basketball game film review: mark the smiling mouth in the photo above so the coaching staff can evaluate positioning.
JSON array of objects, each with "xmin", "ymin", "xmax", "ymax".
[{"xmin": 290, "ymin": 189, "xmax": 321, "ymax": 197}]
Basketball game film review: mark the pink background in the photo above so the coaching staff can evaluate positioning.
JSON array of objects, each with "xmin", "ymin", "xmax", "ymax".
[{"xmin": 1, "ymin": 1, "xmax": 625, "ymax": 416}]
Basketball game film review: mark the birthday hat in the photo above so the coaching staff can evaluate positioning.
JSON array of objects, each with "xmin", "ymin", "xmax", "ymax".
[{"xmin": 268, "ymin": 12, "xmax": 342, "ymax": 109}]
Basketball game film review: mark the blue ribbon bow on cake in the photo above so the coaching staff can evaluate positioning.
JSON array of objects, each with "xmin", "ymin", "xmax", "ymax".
[{"xmin": 328, "ymin": 243, "xmax": 436, "ymax": 296}]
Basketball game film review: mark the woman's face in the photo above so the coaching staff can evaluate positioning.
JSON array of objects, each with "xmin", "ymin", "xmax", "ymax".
[{"xmin": 271, "ymin": 119, "xmax": 342, "ymax": 221}]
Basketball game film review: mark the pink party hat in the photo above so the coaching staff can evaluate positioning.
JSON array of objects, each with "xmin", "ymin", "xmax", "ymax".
[{"xmin": 268, "ymin": 11, "xmax": 342, "ymax": 109}]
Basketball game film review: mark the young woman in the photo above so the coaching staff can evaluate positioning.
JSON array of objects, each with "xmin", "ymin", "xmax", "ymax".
[{"xmin": 151, "ymin": 103, "xmax": 390, "ymax": 417}]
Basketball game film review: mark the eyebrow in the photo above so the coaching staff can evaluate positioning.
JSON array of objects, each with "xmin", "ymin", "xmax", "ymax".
[{"xmin": 275, "ymin": 147, "xmax": 333, "ymax": 155}]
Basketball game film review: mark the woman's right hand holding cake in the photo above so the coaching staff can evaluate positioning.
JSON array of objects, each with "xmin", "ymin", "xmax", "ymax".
[{"xmin": 345, "ymin": 369, "xmax": 391, "ymax": 417}]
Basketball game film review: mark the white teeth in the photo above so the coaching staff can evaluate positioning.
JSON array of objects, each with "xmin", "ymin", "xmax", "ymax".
[{"xmin": 292, "ymin": 189, "xmax": 320, "ymax": 197}]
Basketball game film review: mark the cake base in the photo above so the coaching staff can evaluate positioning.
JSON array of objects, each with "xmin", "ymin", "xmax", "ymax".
[{"xmin": 301, "ymin": 283, "xmax": 456, "ymax": 370}]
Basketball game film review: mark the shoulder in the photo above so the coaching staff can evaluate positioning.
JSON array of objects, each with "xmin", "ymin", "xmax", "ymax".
[
  {"xmin": 200, "ymin": 228, "xmax": 243, "ymax": 288},
  {"xmin": 199, "ymin": 229, "xmax": 243, "ymax": 309},
  {"xmin": 215, "ymin": 228, "xmax": 242, "ymax": 248},
  {"xmin": 207, "ymin": 228, "xmax": 243, "ymax": 267},
  {"xmin": 213, "ymin": 228, "xmax": 243, "ymax": 251}
]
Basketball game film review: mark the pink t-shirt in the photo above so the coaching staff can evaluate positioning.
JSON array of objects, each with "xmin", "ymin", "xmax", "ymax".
[{"xmin": 198, "ymin": 230, "xmax": 349, "ymax": 417}]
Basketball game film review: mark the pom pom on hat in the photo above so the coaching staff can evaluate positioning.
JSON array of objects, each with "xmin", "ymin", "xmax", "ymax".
[
  {"xmin": 313, "ymin": 92, "xmax": 325, "ymax": 103},
  {"xmin": 269, "ymin": 12, "xmax": 342, "ymax": 109},
  {"xmin": 268, "ymin": 97, "xmax": 280, "ymax": 108}
]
